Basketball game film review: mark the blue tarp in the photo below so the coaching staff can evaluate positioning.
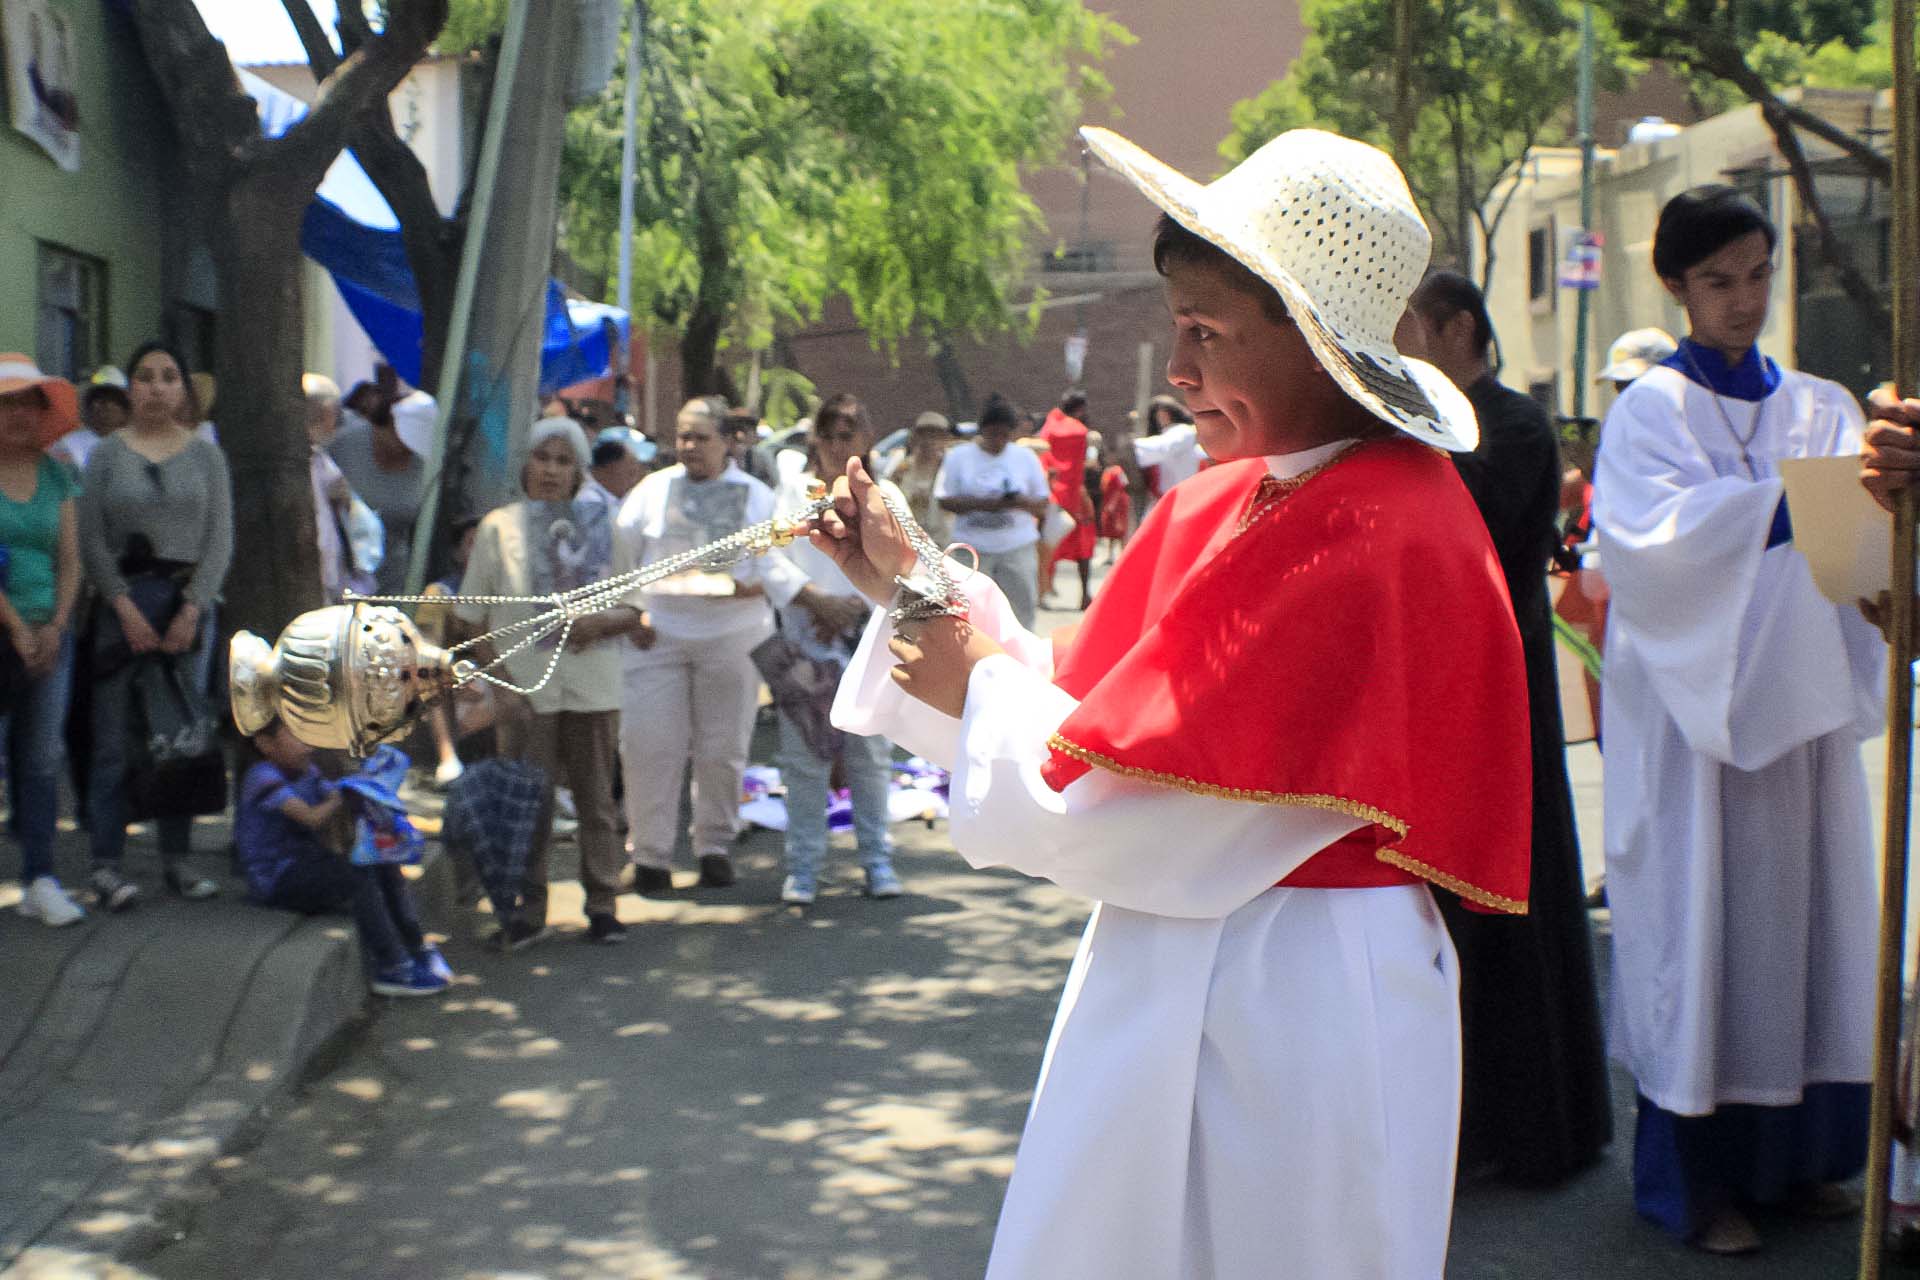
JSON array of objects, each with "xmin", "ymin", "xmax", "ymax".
[{"xmin": 238, "ymin": 70, "xmax": 627, "ymax": 395}]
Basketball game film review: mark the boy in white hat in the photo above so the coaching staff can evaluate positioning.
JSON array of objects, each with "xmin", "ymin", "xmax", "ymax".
[{"xmin": 811, "ymin": 127, "xmax": 1531, "ymax": 1277}]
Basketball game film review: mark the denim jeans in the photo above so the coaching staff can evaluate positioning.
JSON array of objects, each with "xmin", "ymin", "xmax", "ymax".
[
  {"xmin": 778, "ymin": 709, "xmax": 892, "ymax": 886},
  {"xmin": 265, "ymin": 857, "xmax": 425, "ymax": 973},
  {"xmin": 88, "ymin": 615, "xmax": 212, "ymax": 868},
  {"xmin": 2, "ymin": 633, "xmax": 73, "ymax": 883}
]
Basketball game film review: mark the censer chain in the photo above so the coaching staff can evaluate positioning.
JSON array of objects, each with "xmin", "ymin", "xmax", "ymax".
[{"xmin": 345, "ymin": 488, "xmax": 966, "ymax": 699}]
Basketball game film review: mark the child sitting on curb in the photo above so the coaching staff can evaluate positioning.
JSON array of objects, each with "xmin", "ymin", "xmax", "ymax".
[{"xmin": 237, "ymin": 717, "xmax": 451, "ymax": 997}]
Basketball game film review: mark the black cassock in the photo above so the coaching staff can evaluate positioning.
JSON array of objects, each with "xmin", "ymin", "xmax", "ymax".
[{"xmin": 1440, "ymin": 373, "xmax": 1612, "ymax": 1185}]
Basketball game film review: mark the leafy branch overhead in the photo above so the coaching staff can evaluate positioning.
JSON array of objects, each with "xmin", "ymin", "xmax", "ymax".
[
  {"xmin": 1221, "ymin": 0, "xmax": 1636, "ymax": 291},
  {"xmin": 558, "ymin": 0, "xmax": 1129, "ymax": 396}
]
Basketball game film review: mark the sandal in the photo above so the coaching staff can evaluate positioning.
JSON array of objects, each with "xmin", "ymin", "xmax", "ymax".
[{"xmin": 1694, "ymin": 1208, "xmax": 1761, "ymax": 1256}]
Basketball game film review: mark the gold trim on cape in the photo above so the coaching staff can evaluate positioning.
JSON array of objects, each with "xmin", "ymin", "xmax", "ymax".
[{"xmin": 1048, "ymin": 733, "xmax": 1530, "ymax": 916}]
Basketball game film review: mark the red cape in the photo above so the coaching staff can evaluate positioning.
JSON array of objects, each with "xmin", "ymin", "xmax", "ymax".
[{"xmin": 1043, "ymin": 437, "xmax": 1532, "ymax": 913}]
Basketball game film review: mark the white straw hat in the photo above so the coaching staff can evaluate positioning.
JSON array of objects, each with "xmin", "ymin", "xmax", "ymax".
[
  {"xmin": 1595, "ymin": 327, "xmax": 1678, "ymax": 384},
  {"xmin": 389, "ymin": 390, "xmax": 437, "ymax": 458},
  {"xmin": 1081, "ymin": 125, "xmax": 1477, "ymax": 452}
]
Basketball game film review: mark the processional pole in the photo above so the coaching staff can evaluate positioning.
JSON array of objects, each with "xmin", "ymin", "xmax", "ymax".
[{"xmin": 1861, "ymin": 1, "xmax": 1920, "ymax": 1273}]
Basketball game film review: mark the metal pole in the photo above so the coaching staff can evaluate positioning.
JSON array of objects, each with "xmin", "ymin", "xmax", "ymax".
[
  {"xmin": 1862, "ymin": 2, "xmax": 1920, "ymax": 1272},
  {"xmin": 614, "ymin": 0, "xmax": 642, "ymax": 417},
  {"xmin": 1570, "ymin": 1, "xmax": 1595, "ymax": 423},
  {"xmin": 1391, "ymin": 0, "xmax": 1413, "ymax": 166},
  {"xmin": 407, "ymin": 0, "xmax": 534, "ymax": 593}
]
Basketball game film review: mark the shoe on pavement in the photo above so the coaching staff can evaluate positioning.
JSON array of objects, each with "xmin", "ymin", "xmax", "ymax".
[
  {"xmin": 632, "ymin": 865, "xmax": 674, "ymax": 897},
  {"xmin": 413, "ymin": 943, "xmax": 455, "ymax": 984},
  {"xmin": 21, "ymin": 876, "xmax": 85, "ymax": 927},
  {"xmin": 91, "ymin": 867, "xmax": 139, "ymax": 912},
  {"xmin": 697, "ymin": 854, "xmax": 736, "ymax": 888},
  {"xmin": 587, "ymin": 912, "xmax": 628, "ymax": 944},
  {"xmin": 164, "ymin": 868, "xmax": 220, "ymax": 900},
  {"xmin": 553, "ymin": 787, "xmax": 578, "ymax": 821},
  {"xmin": 1693, "ymin": 1208, "xmax": 1761, "ymax": 1256},
  {"xmin": 494, "ymin": 917, "xmax": 553, "ymax": 952},
  {"xmin": 781, "ymin": 874, "xmax": 817, "ymax": 905},
  {"xmin": 371, "ymin": 961, "xmax": 449, "ymax": 997},
  {"xmin": 864, "ymin": 864, "xmax": 905, "ymax": 899}
]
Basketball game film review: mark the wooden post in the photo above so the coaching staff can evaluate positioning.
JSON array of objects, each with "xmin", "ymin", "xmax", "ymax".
[{"xmin": 1861, "ymin": 3, "xmax": 1919, "ymax": 1274}]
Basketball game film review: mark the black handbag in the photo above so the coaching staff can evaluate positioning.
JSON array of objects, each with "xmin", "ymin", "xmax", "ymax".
[{"xmin": 125, "ymin": 655, "xmax": 228, "ymax": 820}]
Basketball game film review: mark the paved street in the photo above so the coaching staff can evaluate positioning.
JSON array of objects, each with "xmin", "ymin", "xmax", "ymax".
[{"xmin": 115, "ymin": 589, "xmax": 1880, "ymax": 1280}]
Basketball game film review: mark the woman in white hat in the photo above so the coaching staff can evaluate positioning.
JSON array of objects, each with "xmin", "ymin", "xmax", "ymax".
[
  {"xmin": 0, "ymin": 355, "xmax": 86, "ymax": 925},
  {"xmin": 812, "ymin": 128, "xmax": 1531, "ymax": 1277}
]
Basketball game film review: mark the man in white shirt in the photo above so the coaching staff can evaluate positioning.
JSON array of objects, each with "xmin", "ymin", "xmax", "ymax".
[
  {"xmin": 611, "ymin": 397, "xmax": 806, "ymax": 894},
  {"xmin": 580, "ymin": 426, "xmax": 654, "ymax": 512},
  {"xmin": 933, "ymin": 393, "xmax": 1049, "ymax": 627},
  {"xmin": 1132, "ymin": 414, "xmax": 1206, "ymax": 495}
]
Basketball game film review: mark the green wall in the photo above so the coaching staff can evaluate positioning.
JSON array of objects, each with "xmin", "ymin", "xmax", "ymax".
[{"xmin": 0, "ymin": 0, "xmax": 173, "ymax": 373}]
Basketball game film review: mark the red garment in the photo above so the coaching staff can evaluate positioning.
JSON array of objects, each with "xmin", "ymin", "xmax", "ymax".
[
  {"xmin": 1098, "ymin": 465, "xmax": 1131, "ymax": 540},
  {"xmin": 1042, "ymin": 438, "xmax": 1533, "ymax": 914},
  {"xmin": 1039, "ymin": 408, "xmax": 1099, "ymax": 563}
]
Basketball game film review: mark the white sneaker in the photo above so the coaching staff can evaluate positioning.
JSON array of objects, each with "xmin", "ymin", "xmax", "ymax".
[
  {"xmin": 780, "ymin": 875, "xmax": 817, "ymax": 905},
  {"xmin": 433, "ymin": 757, "xmax": 465, "ymax": 788},
  {"xmin": 21, "ymin": 876, "xmax": 85, "ymax": 927}
]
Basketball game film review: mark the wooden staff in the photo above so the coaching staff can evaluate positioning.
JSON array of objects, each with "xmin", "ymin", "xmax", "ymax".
[{"xmin": 1862, "ymin": 5, "xmax": 1920, "ymax": 1274}]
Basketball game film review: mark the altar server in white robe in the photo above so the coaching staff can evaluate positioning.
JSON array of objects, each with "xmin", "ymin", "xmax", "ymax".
[
  {"xmin": 813, "ymin": 126, "xmax": 1533, "ymax": 1280},
  {"xmin": 1594, "ymin": 184, "xmax": 1885, "ymax": 1257}
]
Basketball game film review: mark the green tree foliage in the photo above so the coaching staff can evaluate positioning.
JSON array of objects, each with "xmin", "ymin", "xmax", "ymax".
[
  {"xmin": 559, "ymin": 0, "xmax": 1127, "ymax": 397},
  {"xmin": 1222, "ymin": 0, "xmax": 1634, "ymax": 287}
]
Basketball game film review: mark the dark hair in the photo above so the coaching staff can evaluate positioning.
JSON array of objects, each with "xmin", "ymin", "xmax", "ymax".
[
  {"xmin": 1409, "ymin": 270, "xmax": 1494, "ymax": 358},
  {"xmin": 1653, "ymin": 185, "xmax": 1776, "ymax": 281},
  {"xmin": 591, "ymin": 439, "xmax": 629, "ymax": 468},
  {"xmin": 1150, "ymin": 213, "xmax": 1290, "ymax": 323},
  {"xmin": 124, "ymin": 340, "xmax": 199, "ymax": 420},
  {"xmin": 81, "ymin": 383, "xmax": 129, "ymax": 413},
  {"xmin": 978, "ymin": 392, "xmax": 1020, "ymax": 431},
  {"xmin": 1059, "ymin": 388, "xmax": 1088, "ymax": 416},
  {"xmin": 813, "ymin": 392, "xmax": 871, "ymax": 439},
  {"xmin": 449, "ymin": 513, "xmax": 483, "ymax": 542},
  {"xmin": 723, "ymin": 407, "xmax": 759, "ymax": 437}
]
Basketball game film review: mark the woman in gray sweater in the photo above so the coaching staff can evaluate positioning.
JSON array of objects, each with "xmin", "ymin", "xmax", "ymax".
[{"xmin": 78, "ymin": 341, "xmax": 233, "ymax": 910}]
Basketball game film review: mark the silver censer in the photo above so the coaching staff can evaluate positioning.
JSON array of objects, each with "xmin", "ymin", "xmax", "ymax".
[{"xmin": 230, "ymin": 604, "xmax": 473, "ymax": 753}]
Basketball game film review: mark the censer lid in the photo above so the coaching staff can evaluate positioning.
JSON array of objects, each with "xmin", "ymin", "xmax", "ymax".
[{"xmin": 229, "ymin": 631, "xmax": 280, "ymax": 736}]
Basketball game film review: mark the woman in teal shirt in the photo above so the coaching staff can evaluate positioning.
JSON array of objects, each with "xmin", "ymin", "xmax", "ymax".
[{"xmin": 0, "ymin": 354, "xmax": 83, "ymax": 925}]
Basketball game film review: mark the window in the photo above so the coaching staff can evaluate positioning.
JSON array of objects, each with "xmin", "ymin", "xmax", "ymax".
[
  {"xmin": 1044, "ymin": 241, "xmax": 1114, "ymax": 274},
  {"xmin": 1527, "ymin": 221, "xmax": 1556, "ymax": 314},
  {"xmin": 36, "ymin": 244, "xmax": 105, "ymax": 381}
]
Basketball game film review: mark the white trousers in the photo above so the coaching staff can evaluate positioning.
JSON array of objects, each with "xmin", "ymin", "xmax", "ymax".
[{"xmin": 619, "ymin": 625, "xmax": 765, "ymax": 869}]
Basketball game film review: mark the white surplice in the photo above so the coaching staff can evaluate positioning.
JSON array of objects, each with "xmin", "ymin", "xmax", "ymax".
[
  {"xmin": 1594, "ymin": 365, "xmax": 1884, "ymax": 1117},
  {"xmin": 832, "ymin": 445, "xmax": 1462, "ymax": 1280}
]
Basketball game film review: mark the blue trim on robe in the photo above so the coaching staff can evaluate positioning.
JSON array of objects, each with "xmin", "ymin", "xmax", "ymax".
[
  {"xmin": 1633, "ymin": 1084, "xmax": 1870, "ymax": 1239},
  {"xmin": 1766, "ymin": 498, "xmax": 1793, "ymax": 548},
  {"xmin": 1660, "ymin": 337, "xmax": 1784, "ymax": 402}
]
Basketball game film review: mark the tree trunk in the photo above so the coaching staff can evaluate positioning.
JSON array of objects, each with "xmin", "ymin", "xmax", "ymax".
[
  {"xmin": 680, "ymin": 299, "xmax": 729, "ymax": 397},
  {"xmin": 212, "ymin": 178, "xmax": 324, "ymax": 641},
  {"xmin": 931, "ymin": 329, "xmax": 974, "ymax": 419}
]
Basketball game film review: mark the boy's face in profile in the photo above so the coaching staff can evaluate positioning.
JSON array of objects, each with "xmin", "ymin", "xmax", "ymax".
[{"xmin": 255, "ymin": 722, "xmax": 313, "ymax": 773}]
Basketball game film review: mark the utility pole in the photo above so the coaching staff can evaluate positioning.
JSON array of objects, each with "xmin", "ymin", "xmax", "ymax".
[
  {"xmin": 1570, "ymin": 0, "xmax": 1596, "ymax": 423},
  {"xmin": 615, "ymin": 0, "xmax": 644, "ymax": 418},
  {"xmin": 1391, "ymin": 0, "xmax": 1413, "ymax": 166}
]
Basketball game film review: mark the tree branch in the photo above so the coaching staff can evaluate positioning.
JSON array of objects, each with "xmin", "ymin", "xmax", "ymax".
[
  {"xmin": 271, "ymin": 0, "xmax": 448, "ymax": 185},
  {"xmin": 281, "ymin": 0, "xmax": 339, "ymax": 81},
  {"xmin": 128, "ymin": 0, "xmax": 262, "ymax": 162},
  {"xmin": 336, "ymin": 0, "xmax": 377, "ymax": 55}
]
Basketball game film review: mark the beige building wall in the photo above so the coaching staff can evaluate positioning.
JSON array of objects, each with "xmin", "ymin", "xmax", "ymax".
[{"xmin": 1477, "ymin": 89, "xmax": 1890, "ymax": 425}]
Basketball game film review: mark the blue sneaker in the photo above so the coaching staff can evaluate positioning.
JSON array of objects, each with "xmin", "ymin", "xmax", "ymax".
[
  {"xmin": 864, "ymin": 864, "xmax": 905, "ymax": 899},
  {"xmin": 413, "ymin": 944, "xmax": 454, "ymax": 985},
  {"xmin": 781, "ymin": 874, "xmax": 817, "ymax": 905},
  {"xmin": 371, "ymin": 961, "xmax": 448, "ymax": 997}
]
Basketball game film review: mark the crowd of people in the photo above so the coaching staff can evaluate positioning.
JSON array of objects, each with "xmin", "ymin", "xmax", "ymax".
[{"xmin": 4, "ymin": 117, "xmax": 1916, "ymax": 1270}]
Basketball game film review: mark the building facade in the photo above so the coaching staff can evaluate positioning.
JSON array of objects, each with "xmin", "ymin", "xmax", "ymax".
[{"xmin": 0, "ymin": 0, "xmax": 204, "ymax": 380}]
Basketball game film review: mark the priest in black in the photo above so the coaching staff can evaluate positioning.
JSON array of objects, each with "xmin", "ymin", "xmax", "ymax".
[{"xmin": 1405, "ymin": 271, "xmax": 1612, "ymax": 1185}]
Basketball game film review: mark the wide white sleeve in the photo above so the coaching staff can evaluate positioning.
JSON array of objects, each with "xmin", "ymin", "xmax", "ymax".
[
  {"xmin": 831, "ymin": 554, "xmax": 1057, "ymax": 764},
  {"xmin": 1596, "ymin": 382, "xmax": 1872, "ymax": 767},
  {"xmin": 949, "ymin": 655, "xmax": 1365, "ymax": 918},
  {"xmin": 1133, "ymin": 427, "xmax": 1196, "ymax": 468}
]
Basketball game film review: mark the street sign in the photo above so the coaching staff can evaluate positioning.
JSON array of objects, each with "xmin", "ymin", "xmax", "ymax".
[{"xmin": 1560, "ymin": 230, "xmax": 1603, "ymax": 291}]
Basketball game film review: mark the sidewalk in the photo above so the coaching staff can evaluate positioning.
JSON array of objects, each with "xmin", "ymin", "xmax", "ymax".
[{"xmin": 0, "ymin": 819, "xmax": 369, "ymax": 1272}]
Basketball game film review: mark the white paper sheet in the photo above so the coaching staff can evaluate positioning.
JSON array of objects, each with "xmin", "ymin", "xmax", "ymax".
[{"xmin": 1777, "ymin": 455, "xmax": 1895, "ymax": 605}]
